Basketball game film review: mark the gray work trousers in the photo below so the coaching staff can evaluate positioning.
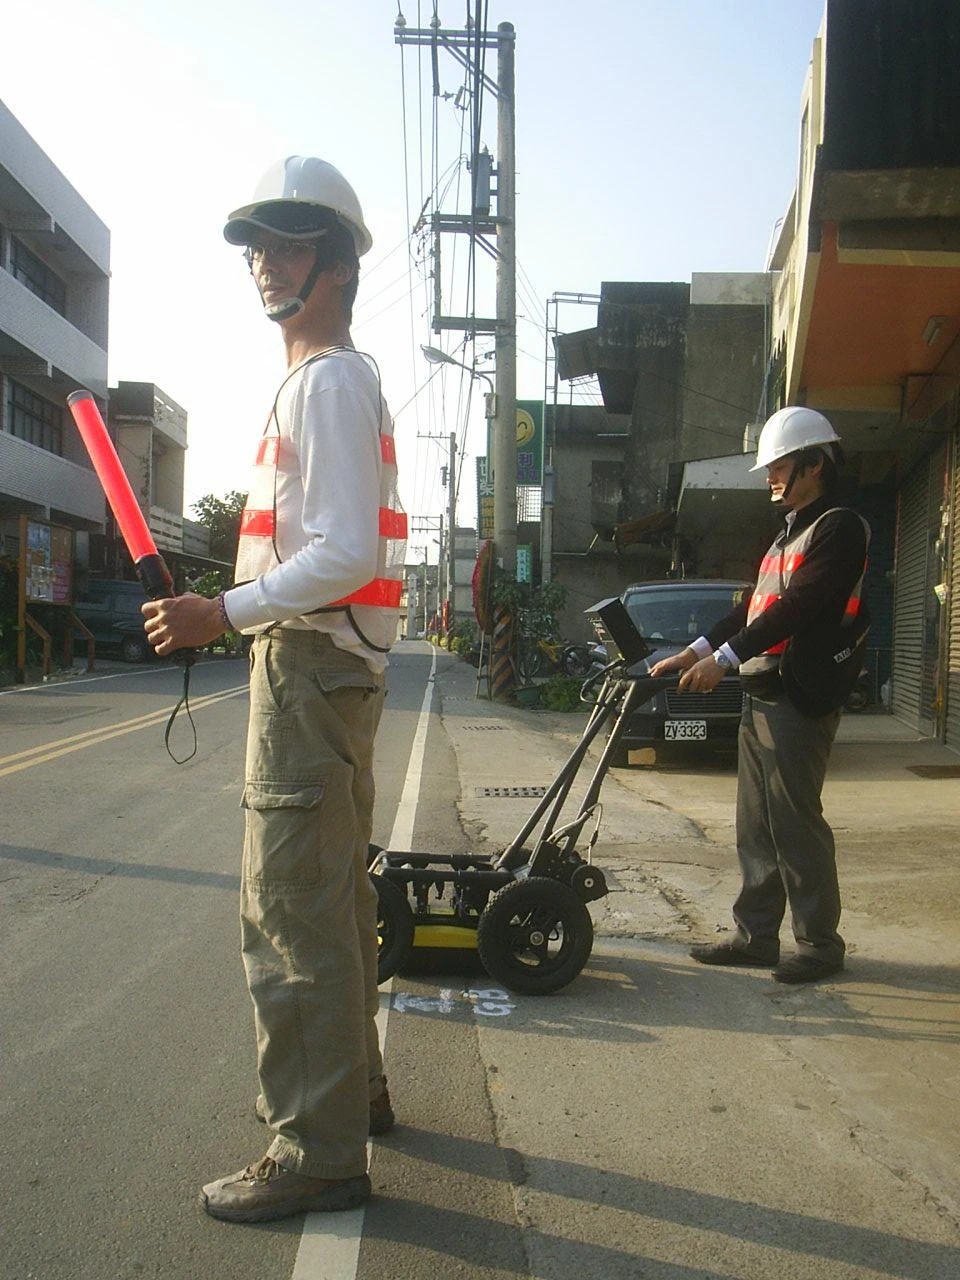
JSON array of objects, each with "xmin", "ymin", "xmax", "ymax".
[
  {"xmin": 241, "ymin": 629, "xmax": 385, "ymax": 1179},
  {"xmin": 732, "ymin": 691, "xmax": 844, "ymax": 962}
]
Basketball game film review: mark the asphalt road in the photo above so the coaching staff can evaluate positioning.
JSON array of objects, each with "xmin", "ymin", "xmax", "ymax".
[
  {"xmin": 0, "ymin": 647, "xmax": 535, "ymax": 1280},
  {"xmin": 3, "ymin": 645, "xmax": 960, "ymax": 1280}
]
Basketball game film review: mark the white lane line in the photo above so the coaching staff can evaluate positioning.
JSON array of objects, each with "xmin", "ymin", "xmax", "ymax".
[
  {"xmin": 385, "ymin": 647, "xmax": 437, "ymax": 852},
  {"xmin": 292, "ymin": 648, "xmax": 437, "ymax": 1280}
]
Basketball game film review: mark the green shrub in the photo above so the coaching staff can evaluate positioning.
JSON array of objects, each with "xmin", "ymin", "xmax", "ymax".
[{"xmin": 540, "ymin": 673, "xmax": 585, "ymax": 712}]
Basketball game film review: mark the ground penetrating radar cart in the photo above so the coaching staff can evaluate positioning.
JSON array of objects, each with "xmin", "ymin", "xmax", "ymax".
[{"xmin": 370, "ymin": 599, "xmax": 671, "ymax": 995}]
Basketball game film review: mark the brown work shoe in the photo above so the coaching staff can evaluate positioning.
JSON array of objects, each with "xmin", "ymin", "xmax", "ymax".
[
  {"xmin": 254, "ymin": 1084, "xmax": 395, "ymax": 1136},
  {"xmin": 201, "ymin": 1155, "xmax": 370, "ymax": 1223}
]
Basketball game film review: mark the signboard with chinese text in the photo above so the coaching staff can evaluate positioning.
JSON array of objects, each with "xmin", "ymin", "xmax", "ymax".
[
  {"xmin": 515, "ymin": 401, "xmax": 543, "ymax": 486},
  {"xmin": 24, "ymin": 519, "xmax": 74, "ymax": 605},
  {"xmin": 486, "ymin": 401, "xmax": 544, "ymax": 487},
  {"xmin": 476, "ymin": 456, "xmax": 495, "ymax": 541},
  {"xmin": 516, "ymin": 544, "xmax": 532, "ymax": 584}
]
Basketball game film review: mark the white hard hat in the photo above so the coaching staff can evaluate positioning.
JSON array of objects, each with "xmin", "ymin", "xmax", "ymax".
[
  {"xmin": 749, "ymin": 406, "xmax": 841, "ymax": 471},
  {"xmin": 224, "ymin": 156, "xmax": 373, "ymax": 257}
]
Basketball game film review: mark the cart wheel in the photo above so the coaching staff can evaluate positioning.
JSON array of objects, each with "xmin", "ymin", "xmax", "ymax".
[
  {"xmin": 372, "ymin": 874, "xmax": 414, "ymax": 984},
  {"xmin": 477, "ymin": 877, "xmax": 594, "ymax": 995}
]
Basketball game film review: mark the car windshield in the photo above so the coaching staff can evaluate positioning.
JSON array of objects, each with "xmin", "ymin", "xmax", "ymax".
[{"xmin": 623, "ymin": 586, "xmax": 748, "ymax": 646}]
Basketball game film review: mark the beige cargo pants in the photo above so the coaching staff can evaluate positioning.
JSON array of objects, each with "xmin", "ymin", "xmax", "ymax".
[{"xmin": 241, "ymin": 629, "xmax": 385, "ymax": 1179}]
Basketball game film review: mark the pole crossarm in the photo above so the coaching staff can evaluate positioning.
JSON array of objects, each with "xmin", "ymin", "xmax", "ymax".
[
  {"xmin": 433, "ymin": 315, "xmax": 498, "ymax": 334},
  {"xmin": 394, "ymin": 26, "xmax": 506, "ymax": 95},
  {"xmin": 432, "ymin": 213, "xmax": 499, "ymax": 237}
]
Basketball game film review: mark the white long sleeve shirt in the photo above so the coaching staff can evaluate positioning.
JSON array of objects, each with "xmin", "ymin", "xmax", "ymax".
[{"xmin": 226, "ymin": 349, "xmax": 392, "ymax": 671}]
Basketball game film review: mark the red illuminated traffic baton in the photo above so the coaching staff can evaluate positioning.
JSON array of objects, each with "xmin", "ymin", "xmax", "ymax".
[
  {"xmin": 67, "ymin": 390, "xmax": 197, "ymax": 760},
  {"xmin": 66, "ymin": 390, "xmax": 175, "ymax": 601}
]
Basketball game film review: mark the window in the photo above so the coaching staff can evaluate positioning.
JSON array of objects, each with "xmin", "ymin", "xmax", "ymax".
[
  {"xmin": 5, "ymin": 378, "xmax": 64, "ymax": 455},
  {"xmin": 10, "ymin": 237, "xmax": 67, "ymax": 315},
  {"xmin": 623, "ymin": 585, "xmax": 748, "ymax": 646}
]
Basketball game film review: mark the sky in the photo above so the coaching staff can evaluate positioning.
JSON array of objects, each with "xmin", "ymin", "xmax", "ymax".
[{"xmin": 2, "ymin": 0, "xmax": 827, "ymax": 559}]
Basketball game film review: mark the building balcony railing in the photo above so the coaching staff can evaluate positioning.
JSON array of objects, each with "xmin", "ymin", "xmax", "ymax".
[
  {"xmin": 149, "ymin": 505, "xmax": 183, "ymax": 553},
  {"xmin": 0, "ymin": 430, "xmax": 104, "ymax": 525},
  {"xmin": 0, "ymin": 268, "xmax": 108, "ymax": 398}
]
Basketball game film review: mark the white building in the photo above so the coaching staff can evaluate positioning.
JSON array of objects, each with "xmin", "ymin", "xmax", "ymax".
[{"xmin": 0, "ymin": 97, "xmax": 110, "ymax": 551}]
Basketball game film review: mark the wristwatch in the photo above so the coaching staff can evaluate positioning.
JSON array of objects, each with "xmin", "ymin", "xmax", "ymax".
[{"xmin": 712, "ymin": 648, "xmax": 733, "ymax": 671}]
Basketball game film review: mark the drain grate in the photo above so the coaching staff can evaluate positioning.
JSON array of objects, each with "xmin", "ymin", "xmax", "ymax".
[
  {"xmin": 906, "ymin": 764, "xmax": 960, "ymax": 779},
  {"xmin": 462, "ymin": 723, "xmax": 506, "ymax": 731},
  {"xmin": 476, "ymin": 785, "xmax": 548, "ymax": 798}
]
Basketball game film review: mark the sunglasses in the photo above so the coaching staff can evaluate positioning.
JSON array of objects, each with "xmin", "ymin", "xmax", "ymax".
[{"xmin": 243, "ymin": 240, "xmax": 318, "ymax": 266}]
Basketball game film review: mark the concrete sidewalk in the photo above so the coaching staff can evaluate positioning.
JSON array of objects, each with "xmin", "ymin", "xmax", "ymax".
[{"xmin": 431, "ymin": 648, "xmax": 960, "ymax": 1232}]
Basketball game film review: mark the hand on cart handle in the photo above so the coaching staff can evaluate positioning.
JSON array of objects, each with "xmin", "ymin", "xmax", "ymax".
[{"xmin": 649, "ymin": 646, "xmax": 725, "ymax": 694}]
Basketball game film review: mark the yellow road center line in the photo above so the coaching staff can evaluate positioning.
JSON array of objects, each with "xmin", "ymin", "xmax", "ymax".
[{"xmin": 0, "ymin": 685, "xmax": 248, "ymax": 777}]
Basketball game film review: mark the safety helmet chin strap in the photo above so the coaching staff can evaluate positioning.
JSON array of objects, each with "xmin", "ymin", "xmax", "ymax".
[
  {"xmin": 771, "ymin": 458, "xmax": 801, "ymax": 506},
  {"xmin": 772, "ymin": 445, "xmax": 831, "ymax": 506},
  {"xmin": 256, "ymin": 240, "xmax": 328, "ymax": 324}
]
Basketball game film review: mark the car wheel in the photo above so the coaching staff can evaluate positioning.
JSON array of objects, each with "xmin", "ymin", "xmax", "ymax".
[
  {"xmin": 477, "ymin": 877, "xmax": 594, "ymax": 995},
  {"xmin": 120, "ymin": 634, "xmax": 149, "ymax": 663}
]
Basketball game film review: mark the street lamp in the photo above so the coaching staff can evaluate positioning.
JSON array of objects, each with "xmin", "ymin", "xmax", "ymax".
[
  {"xmin": 421, "ymin": 346, "xmax": 499, "ymax": 639},
  {"xmin": 420, "ymin": 345, "xmax": 495, "ymax": 399}
]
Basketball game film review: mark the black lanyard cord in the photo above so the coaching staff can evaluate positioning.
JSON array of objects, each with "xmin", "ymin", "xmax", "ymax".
[{"xmin": 163, "ymin": 654, "xmax": 198, "ymax": 765}]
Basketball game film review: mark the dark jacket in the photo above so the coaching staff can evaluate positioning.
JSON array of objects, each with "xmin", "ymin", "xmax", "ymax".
[{"xmin": 707, "ymin": 496, "xmax": 868, "ymax": 688}]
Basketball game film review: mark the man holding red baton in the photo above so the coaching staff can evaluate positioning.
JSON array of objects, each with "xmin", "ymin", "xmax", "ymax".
[{"xmin": 143, "ymin": 156, "xmax": 405, "ymax": 1222}]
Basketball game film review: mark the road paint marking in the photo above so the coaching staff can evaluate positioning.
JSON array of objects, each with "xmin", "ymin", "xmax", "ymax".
[
  {"xmin": 292, "ymin": 648, "xmax": 437, "ymax": 1280},
  {"xmin": 291, "ymin": 993, "xmax": 391, "ymax": 1280},
  {"xmin": 392, "ymin": 987, "xmax": 516, "ymax": 1017},
  {"xmin": 0, "ymin": 685, "xmax": 248, "ymax": 777}
]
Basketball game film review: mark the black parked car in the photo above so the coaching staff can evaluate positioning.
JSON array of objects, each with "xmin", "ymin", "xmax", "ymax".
[
  {"xmin": 610, "ymin": 579, "xmax": 752, "ymax": 764},
  {"xmin": 73, "ymin": 579, "xmax": 152, "ymax": 663}
]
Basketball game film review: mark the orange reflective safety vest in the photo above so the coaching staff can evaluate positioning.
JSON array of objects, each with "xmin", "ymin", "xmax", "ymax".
[
  {"xmin": 739, "ymin": 507, "xmax": 868, "ymax": 680},
  {"xmin": 235, "ymin": 350, "xmax": 407, "ymax": 652}
]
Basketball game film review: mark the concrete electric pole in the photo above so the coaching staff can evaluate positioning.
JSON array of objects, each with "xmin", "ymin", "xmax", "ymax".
[
  {"xmin": 448, "ymin": 431, "xmax": 457, "ymax": 630},
  {"xmin": 492, "ymin": 21, "xmax": 517, "ymax": 578},
  {"xmin": 396, "ymin": 15, "xmax": 517, "ymax": 578}
]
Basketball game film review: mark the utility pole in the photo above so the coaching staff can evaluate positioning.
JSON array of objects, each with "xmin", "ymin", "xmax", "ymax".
[
  {"xmin": 395, "ymin": 14, "xmax": 517, "ymax": 577},
  {"xmin": 447, "ymin": 431, "xmax": 457, "ymax": 631},
  {"xmin": 492, "ymin": 21, "xmax": 517, "ymax": 577}
]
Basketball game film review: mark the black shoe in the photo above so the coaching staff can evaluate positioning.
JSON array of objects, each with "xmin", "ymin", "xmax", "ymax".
[
  {"xmin": 690, "ymin": 941, "xmax": 779, "ymax": 968},
  {"xmin": 772, "ymin": 954, "xmax": 844, "ymax": 984}
]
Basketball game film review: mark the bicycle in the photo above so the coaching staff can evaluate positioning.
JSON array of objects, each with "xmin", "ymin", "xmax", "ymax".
[{"xmin": 517, "ymin": 634, "xmax": 597, "ymax": 681}]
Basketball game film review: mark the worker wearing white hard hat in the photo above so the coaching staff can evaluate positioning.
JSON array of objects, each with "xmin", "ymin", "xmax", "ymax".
[
  {"xmin": 223, "ymin": 155, "xmax": 373, "ymax": 323},
  {"xmin": 143, "ymin": 157, "xmax": 405, "ymax": 1222},
  {"xmin": 749, "ymin": 405, "xmax": 842, "ymax": 470},
  {"xmin": 650, "ymin": 405, "xmax": 869, "ymax": 985}
]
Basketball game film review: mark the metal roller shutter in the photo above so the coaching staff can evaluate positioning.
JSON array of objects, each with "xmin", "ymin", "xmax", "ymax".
[
  {"xmin": 891, "ymin": 445, "xmax": 946, "ymax": 735},
  {"xmin": 946, "ymin": 432, "xmax": 960, "ymax": 747}
]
